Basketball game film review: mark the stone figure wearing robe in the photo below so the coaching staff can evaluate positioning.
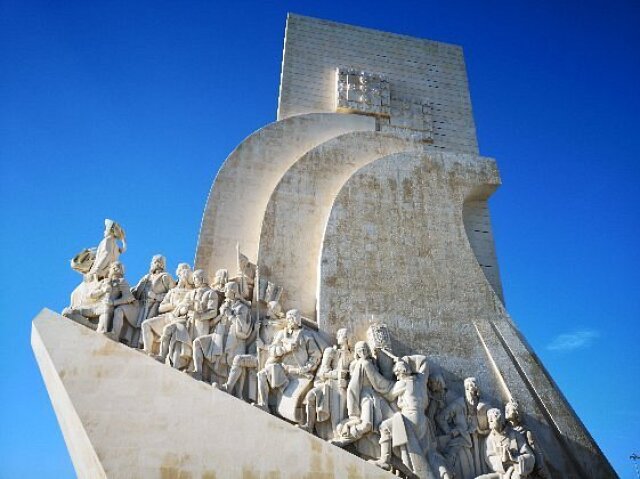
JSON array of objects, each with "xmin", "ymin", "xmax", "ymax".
[
  {"xmin": 476, "ymin": 408, "xmax": 535, "ymax": 479},
  {"xmin": 88, "ymin": 219, "xmax": 126, "ymax": 281},
  {"xmin": 299, "ymin": 328, "xmax": 352, "ymax": 439},
  {"xmin": 141, "ymin": 263, "xmax": 194, "ymax": 355},
  {"xmin": 192, "ymin": 281, "xmax": 252, "ymax": 384},
  {"xmin": 112, "ymin": 254, "xmax": 174, "ymax": 346},
  {"xmin": 440, "ymin": 377, "xmax": 490, "ymax": 479},
  {"xmin": 255, "ymin": 309, "xmax": 322, "ymax": 411},
  {"xmin": 211, "ymin": 268, "xmax": 229, "ymax": 303},
  {"xmin": 372, "ymin": 356, "xmax": 451, "ymax": 479},
  {"xmin": 330, "ymin": 341, "xmax": 395, "ymax": 459},
  {"xmin": 505, "ymin": 400, "xmax": 550, "ymax": 479},
  {"xmin": 159, "ymin": 269, "xmax": 219, "ymax": 370},
  {"xmin": 64, "ymin": 261, "xmax": 134, "ymax": 333}
]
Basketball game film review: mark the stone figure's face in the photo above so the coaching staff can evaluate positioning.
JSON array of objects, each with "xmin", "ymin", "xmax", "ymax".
[
  {"xmin": 464, "ymin": 378, "xmax": 479, "ymax": 397},
  {"xmin": 150, "ymin": 255, "xmax": 166, "ymax": 273},
  {"xmin": 225, "ymin": 282, "xmax": 239, "ymax": 300},
  {"xmin": 487, "ymin": 409, "xmax": 504, "ymax": 432},
  {"xmin": 214, "ymin": 269, "xmax": 228, "ymax": 286},
  {"xmin": 336, "ymin": 328, "xmax": 348, "ymax": 347},
  {"xmin": 286, "ymin": 310, "xmax": 301, "ymax": 330},
  {"xmin": 193, "ymin": 270, "xmax": 207, "ymax": 287},
  {"xmin": 176, "ymin": 264, "xmax": 192, "ymax": 285},
  {"xmin": 505, "ymin": 401, "xmax": 520, "ymax": 423},
  {"xmin": 354, "ymin": 341, "xmax": 370, "ymax": 360},
  {"xmin": 109, "ymin": 262, "xmax": 124, "ymax": 279}
]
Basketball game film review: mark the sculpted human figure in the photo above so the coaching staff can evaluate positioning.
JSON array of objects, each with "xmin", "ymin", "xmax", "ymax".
[
  {"xmin": 299, "ymin": 328, "xmax": 352, "ymax": 439},
  {"xmin": 372, "ymin": 357, "xmax": 451, "ymax": 479},
  {"xmin": 505, "ymin": 400, "xmax": 549, "ymax": 479},
  {"xmin": 88, "ymin": 219, "xmax": 127, "ymax": 281},
  {"xmin": 192, "ymin": 281, "xmax": 252, "ymax": 384},
  {"xmin": 141, "ymin": 263, "xmax": 194, "ymax": 356},
  {"xmin": 476, "ymin": 408, "xmax": 535, "ymax": 479},
  {"xmin": 440, "ymin": 377, "xmax": 490, "ymax": 479},
  {"xmin": 158, "ymin": 269, "xmax": 219, "ymax": 370},
  {"xmin": 112, "ymin": 254, "xmax": 175, "ymax": 345},
  {"xmin": 255, "ymin": 309, "xmax": 322, "ymax": 412},
  {"xmin": 330, "ymin": 341, "xmax": 395, "ymax": 459},
  {"xmin": 426, "ymin": 373, "xmax": 450, "ymax": 437},
  {"xmin": 64, "ymin": 261, "xmax": 135, "ymax": 333},
  {"xmin": 217, "ymin": 301, "xmax": 289, "ymax": 401},
  {"xmin": 211, "ymin": 268, "xmax": 229, "ymax": 302}
]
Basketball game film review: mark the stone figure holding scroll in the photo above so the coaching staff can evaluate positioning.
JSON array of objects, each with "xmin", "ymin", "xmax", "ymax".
[
  {"xmin": 476, "ymin": 408, "xmax": 535, "ymax": 479},
  {"xmin": 299, "ymin": 327, "xmax": 352, "ymax": 439},
  {"xmin": 112, "ymin": 254, "xmax": 174, "ymax": 346}
]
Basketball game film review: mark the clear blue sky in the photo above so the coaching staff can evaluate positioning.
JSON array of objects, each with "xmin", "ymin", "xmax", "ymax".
[{"xmin": 1, "ymin": 0, "xmax": 638, "ymax": 477}]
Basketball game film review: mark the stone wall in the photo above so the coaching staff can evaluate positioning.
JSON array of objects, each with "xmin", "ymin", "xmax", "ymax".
[{"xmin": 278, "ymin": 14, "xmax": 479, "ymax": 154}]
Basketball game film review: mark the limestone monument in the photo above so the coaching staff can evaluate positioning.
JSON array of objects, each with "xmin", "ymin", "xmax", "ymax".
[{"xmin": 31, "ymin": 14, "xmax": 617, "ymax": 479}]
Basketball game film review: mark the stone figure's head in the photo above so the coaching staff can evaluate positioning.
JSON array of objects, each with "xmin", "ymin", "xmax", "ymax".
[
  {"xmin": 428, "ymin": 373, "xmax": 446, "ymax": 394},
  {"xmin": 393, "ymin": 359, "xmax": 411, "ymax": 379},
  {"xmin": 487, "ymin": 408, "xmax": 504, "ymax": 432},
  {"xmin": 354, "ymin": 341, "xmax": 371, "ymax": 360},
  {"xmin": 176, "ymin": 263, "xmax": 193, "ymax": 286},
  {"xmin": 150, "ymin": 254, "xmax": 166, "ymax": 274},
  {"xmin": 193, "ymin": 269, "xmax": 208, "ymax": 288},
  {"xmin": 214, "ymin": 269, "xmax": 229, "ymax": 288},
  {"xmin": 224, "ymin": 281, "xmax": 240, "ymax": 300},
  {"xmin": 336, "ymin": 328, "xmax": 349, "ymax": 348},
  {"xmin": 464, "ymin": 377, "xmax": 480, "ymax": 401},
  {"xmin": 267, "ymin": 301, "xmax": 283, "ymax": 319},
  {"xmin": 104, "ymin": 219, "xmax": 124, "ymax": 239},
  {"xmin": 109, "ymin": 261, "xmax": 124, "ymax": 279},
  {"xmin": 505, "ymin": 399, "xmax": 521, "ymax": 425},
  {"xmin": 285, "ymin": 309, "xmax": 302, "ymax": 331}
]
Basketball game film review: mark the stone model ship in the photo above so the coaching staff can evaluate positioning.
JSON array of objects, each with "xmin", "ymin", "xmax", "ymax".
[{"xmin": 31, "ymin": 14, "xmax": 617, "ymax": 479}]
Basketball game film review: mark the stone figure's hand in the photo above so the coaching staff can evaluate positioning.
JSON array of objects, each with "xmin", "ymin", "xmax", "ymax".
[{"xmin": 451, "ymin": 430, "xmax": 459, "ymax": 438}]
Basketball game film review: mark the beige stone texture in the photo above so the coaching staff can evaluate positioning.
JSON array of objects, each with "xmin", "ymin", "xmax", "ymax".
[
  {"xmin": 32, "ymin": 309, "xmax": 394, "ymax": 479},
  {"xmin": 258, "ymin": 131, "xmax": 423, "ymax": 319},
  {"xmin": 278, "ymin": 14, "xmax": 478, "ymax": 154},
  {"xmin": 317, "ymin": 150, "xmax": 616, "ymax": 478},
  {"xmin": 195, "ymin": 112, "xmax": 375, "ymax": 278}
]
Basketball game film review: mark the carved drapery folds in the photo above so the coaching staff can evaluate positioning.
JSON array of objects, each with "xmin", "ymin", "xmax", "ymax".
[{"xmin": 61, "ymin": 220, "xmax": 551, "ymax": 479}]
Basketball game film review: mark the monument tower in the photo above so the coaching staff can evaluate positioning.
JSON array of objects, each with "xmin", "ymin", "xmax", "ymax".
[{"xmin": 32, "ymin": 14, "xmax": 617, "ymax": 478}]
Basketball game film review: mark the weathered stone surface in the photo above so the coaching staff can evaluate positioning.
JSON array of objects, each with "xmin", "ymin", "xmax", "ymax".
[
  {"xmin": 318, "ymin": 150, "xmax": 616, "ymax": 478},
  {"xmin": 32, "ymin": 309, "xmax": 394, "ymax": 479},
  {"xmin": 258, "ymin": 131, "xmax": 424, "ymax": 319},
  {"xmin": 195, "ymin": 112, "xmax": 374, "ymax": 279},
  {"xmin": 278, "ymin": 14, "xmax": 478, "ymax": 154}
]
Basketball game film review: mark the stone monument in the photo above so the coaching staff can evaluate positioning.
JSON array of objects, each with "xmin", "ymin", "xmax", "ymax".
[{"xmin": 32, "ymin": 14, "xmax": 617, "ymax": 479}]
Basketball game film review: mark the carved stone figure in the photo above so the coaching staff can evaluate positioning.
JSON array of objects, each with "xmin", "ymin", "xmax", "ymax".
[
  {"xmin": 112, "ymin": 254, "xmax": 175, "ymax": 346},
  {"xmin": 426, "ymin": 373, "xmax": 450, "ymax": 437},
  {"xmin": 255, "ymin": 309, "xmax": 322, "ymax": 417},
  {"xmin": 370, "ymin": 356, "xmax": 451, "ymax": 479},
  {"xmin": 63, "ymin": 261, "xmax": 135, "ymax": 334},
  {"xmin": 299, "ymin": 327, "xmax": 352, "ymax": 439},
  {"xmin": 141, "ymin": 263, "xmax": 194, "ymax": 355},
  {"xmin": 476, "ymin": 408, "xmax": 535, "ymax": 479},
  {"xmin": 330, "ymin": 341, "xmax": 395, "ymax": 459},
  {"xmin": 192, "ymin": 281, "xmax": 252, "ymax": 384},
  {"xmin": 505, "ymin": 400, "xmax": 550, "ymax": 479},
  {"xmin": 212, "ymin": 268, "xmax": 229, "ymax": 302},
  {"xmin": 159, "ymin": 269, "xmax": 219, "ymax": 370},
  {"xmin": 88, "ymin": 219, "xmax": 127, "ymax": 281},
  {"xmin": 440, "ymin": 377, "xmax": 490, "ymax": 479}
]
